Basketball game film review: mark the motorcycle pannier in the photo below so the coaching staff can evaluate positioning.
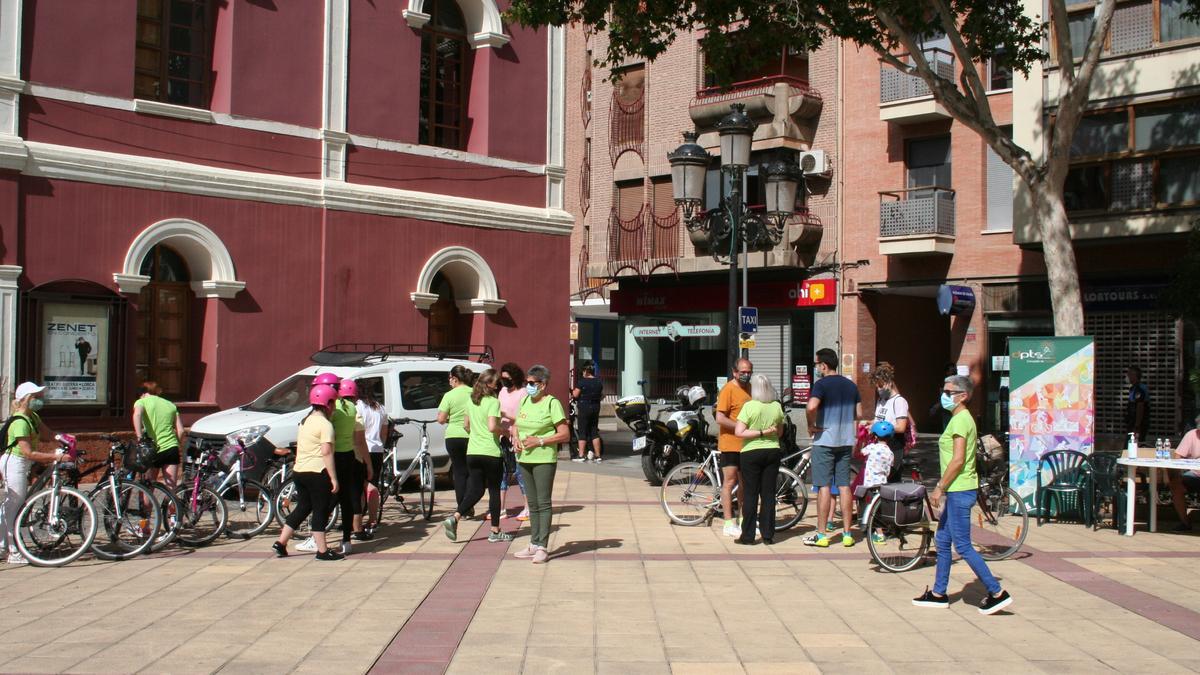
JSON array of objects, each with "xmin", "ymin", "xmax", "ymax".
[
  {"xmin": 614, "ymin": 395, "xmax": 648, "ymax": 424},
  {"xmin": 876, "ymin": 483, "xmax": 927, "ymax": 526}
]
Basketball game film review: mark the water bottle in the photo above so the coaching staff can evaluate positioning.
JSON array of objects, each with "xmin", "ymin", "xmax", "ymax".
[
  {"xmin": 1156, "ymin": 439, "xmax": 1165, "ymax": 460},
  {"xmin": 1128, "ymin": 433, "xmax": 1138, "ymax": 459},
  {"xmin": 1165, "ymin": 437, "xmax": 1173, "ymax": 459}
]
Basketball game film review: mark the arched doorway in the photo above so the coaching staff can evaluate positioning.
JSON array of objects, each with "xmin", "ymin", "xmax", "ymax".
[
  {"xmin": 136, "ymin": 244, "xmax": 191, "ymax": 398},
  {"xmin": 427, "ymin": 272, "xmax": 461, "ymax": 349}
]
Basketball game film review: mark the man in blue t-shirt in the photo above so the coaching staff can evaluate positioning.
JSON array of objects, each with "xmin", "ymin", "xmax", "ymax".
[{"xmin": 803, "ymin": 348, "xmax": 862, "ymax": 548}]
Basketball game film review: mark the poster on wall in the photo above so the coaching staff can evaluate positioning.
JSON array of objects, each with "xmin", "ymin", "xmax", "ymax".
[
  {"xmin": 42, "ymin": 303, "xmax": 109, "ymax": 405},
  {"xmin": 1007, "ymin": 336, "xmax": 1095, "ymax": 509}
]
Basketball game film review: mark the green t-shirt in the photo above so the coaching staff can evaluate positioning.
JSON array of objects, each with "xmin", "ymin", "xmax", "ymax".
[
  {"xmin": 466, "ymin": 395, "xmax": 502, "ymax": 458},
  {"xmin": 515, "ymin": 395, "xmax": 565, "ymax": 464},
  {"xmin": 939, "ymin": 409, "xmax": 979, "ymax": 492},
  {"xmin": 332, "ymin": 397, "xmax": 361, "ymax": 453},
  {"xmin": 438, "ymin": 385, "xmax": 472, "ymax": 439},
  {"xmin": 736, "ymin": 400, "xmax": 784, "ymax": 453},
  {"xmin": 5, "ymin": 411, "xmax": 41, "ymax": 457},
  {"xmin": 136, "ymin": 395, "xmax": 180, "ymax": 452}
]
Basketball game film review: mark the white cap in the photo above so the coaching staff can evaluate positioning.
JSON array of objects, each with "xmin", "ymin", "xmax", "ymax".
[{"xmin": 14, "ymin": 382, "xmax": 46, "ymax": 400}]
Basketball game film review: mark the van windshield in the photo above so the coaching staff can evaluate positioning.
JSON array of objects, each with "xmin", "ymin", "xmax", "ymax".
[{"xmin": 244, "ymin": 375, "xmax": 316, "ymax": 414}]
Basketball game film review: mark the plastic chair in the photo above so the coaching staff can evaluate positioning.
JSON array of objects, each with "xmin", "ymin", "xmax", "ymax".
[
  {"xmin": 1089, "ymin": 452, "xmax": 1127, "ymax": 532},
  {"xmin": 1036, "ymin": 450, "xmax": 1094, "ymax": 527}
]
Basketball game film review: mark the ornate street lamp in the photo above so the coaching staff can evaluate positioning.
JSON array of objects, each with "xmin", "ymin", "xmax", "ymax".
[{"xmin": 668, "ymin": 103, "xmax": 802, "ymax": 370}]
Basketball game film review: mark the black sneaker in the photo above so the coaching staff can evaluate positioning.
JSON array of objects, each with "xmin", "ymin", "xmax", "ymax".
[
  {"xmin": 912, "ymin": 587, "xmax": 949, "ymax": 608},
  {"xmin": 272, "ymin": 541, "xmax": 288, "ymax": 558},
  {"xmin": 352, "ymin": 530, "xmax": 374, "ymax": 541},
  {"xmin": 979, "ymin": 590, "xmax": 1012, "ymax": 615},
  {"xmin": 315, "ymin": 549, "xmax": 345, "ymax": 562}
]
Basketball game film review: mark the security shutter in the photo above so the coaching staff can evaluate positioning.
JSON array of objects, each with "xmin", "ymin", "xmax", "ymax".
[
  {"xmin": 986, "ymin": 143, "xmax": 1013, "ymax": 230},
  {"xmin": 748, "ymin": 314, "xmax": 792, "ymax": 400},
  {"xmin": 1085, "ymin": 311, "xmax": 1180, "ymax": 439}
]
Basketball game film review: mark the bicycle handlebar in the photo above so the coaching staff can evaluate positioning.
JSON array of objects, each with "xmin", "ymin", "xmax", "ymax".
[{"xmin": 392, "ymin": 417, "xmax": 436, "ymax": 426}]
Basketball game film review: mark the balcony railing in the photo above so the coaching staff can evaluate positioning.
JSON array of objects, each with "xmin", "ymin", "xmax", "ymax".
[
  {"xmin": 879, "ymin": 187, "xmax": 956, "ymax": 237},
  {"xmin": 879, "ymin": 48, "xmax": 955, "ymax": 103},
  {"xmin": 689, "ymin": 75, "xmax": 823, "ymax": 128},
  {"xmin": 691, "ymin": 75, "xmax": 821, "ymax": 108},
  {"xmin": 607, "ymin": 204, "xmax": 683, "ymax": 279},
  {"xmin": 609, "ymin": 89, "xmax": 645, "ymax": 165}
]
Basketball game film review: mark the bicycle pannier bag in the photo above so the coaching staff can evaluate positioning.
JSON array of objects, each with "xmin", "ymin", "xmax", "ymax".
[
  {"xmin": 127, "ymin": 438, "xmax": 157, "ymax": 473},
  {"xmin": 877, "ymin": 482, "xmax": 926, "ymax": 526}
]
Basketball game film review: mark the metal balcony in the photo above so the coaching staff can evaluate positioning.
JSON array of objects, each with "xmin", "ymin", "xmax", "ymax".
[
  {"xmin": 879, "ymin": 187, "xmax": 956, "ymax": 256},
  {"xmin": 879, "ymin": 48, "xmax": 955, "ymax": 123}
]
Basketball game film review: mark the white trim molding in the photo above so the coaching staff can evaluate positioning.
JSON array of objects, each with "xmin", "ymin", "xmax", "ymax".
[
  {"xmin": 23, "ymin": 141, "xmax": 575, "ymax": 235},
  {"xmin": 412, "ymin": 246, "xmax": 506, "ymax": 314},
  {"xmin": 403, "ymin": 0, "xmax": 510, "ymax": 49},
  {"xmin": 322, "ymin": 0, "xmax": 350, "ymax": 180},
  {"xmin": 0, "ymin": 265, "xmax": 21, "ymax": 418},
  {"xmin": 115, "ymin": 218, "xmax": 246, "ymax": 299},
  {"xmin": 133, "ymin": 99, "xmax": 215, "ymax": 124}
]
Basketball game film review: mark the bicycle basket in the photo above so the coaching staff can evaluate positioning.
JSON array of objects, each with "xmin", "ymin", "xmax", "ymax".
[
  {"xmin": 217, "ymin": 444, "xmax": 244, "ymax": 471},
  {"xmin": 877, "ymin": 482, "xmax": 926, "ymax": 526}
]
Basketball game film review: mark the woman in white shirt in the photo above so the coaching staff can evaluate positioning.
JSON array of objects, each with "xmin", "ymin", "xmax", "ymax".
[
  {"xmin": 870, "ymin": 362, "xmax": 910, "ymax": 460},
  {"xmin": 355, "ymin": 383, "xmax": 388, "ymax": 532}
]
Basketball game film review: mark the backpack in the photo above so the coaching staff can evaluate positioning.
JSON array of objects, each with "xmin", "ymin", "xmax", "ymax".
[{"xmin": 0, "ymin": 414, "xmax": 34, "ymax": 451}]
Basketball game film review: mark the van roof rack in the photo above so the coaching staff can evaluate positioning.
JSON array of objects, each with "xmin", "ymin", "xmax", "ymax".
[{"xmin": 311, "ymin": 343, "xmax": 494, "ymax": 367}]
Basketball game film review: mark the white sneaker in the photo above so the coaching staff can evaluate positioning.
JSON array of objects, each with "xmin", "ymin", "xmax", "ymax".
[
  {"xmin": 340, "ymin": 540, "xmax": 352, "ymax": 555},
  {"xmin": 296, "ymin": 537, "xmax": 318, "ymax": 553},
  {"xmin": 722, "ymin": 522, "xmax": 742, "ymax": 538},
  {"xmin": 587, "ymin": 451, "xmax": 595, "ymax": 461},
  {"xmin": 572, "ymin": 457, "xmax": 586, "ymax": 463},
  {"xmin": 6, "ymin": 551, "xmax": 28, "ymax": 565},
  {"xmin": 593, "ymin": 457, "xmax": 603, "ymax": 463}
]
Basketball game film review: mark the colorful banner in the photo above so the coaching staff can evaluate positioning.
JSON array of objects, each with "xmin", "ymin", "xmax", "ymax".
[{"xmin": 1007, "ymin": 337, "xmax": 1095, "ymax": 508}]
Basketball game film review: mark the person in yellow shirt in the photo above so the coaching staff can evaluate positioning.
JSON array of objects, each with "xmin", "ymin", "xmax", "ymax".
[
  {"xmin": 715, "ymin": 358, "xmax": 753, "ymax": 538},
  {"xmin": 273, "ymin": 384, "xmax": 343, "ymax": 560},
  {"xmin": 734, "ymin": 374, "xmax": 785, "ymax": 546}
]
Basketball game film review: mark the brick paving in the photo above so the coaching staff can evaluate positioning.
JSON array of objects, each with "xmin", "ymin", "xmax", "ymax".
[{"xmin": 2, "ymin": 467, "xmax": 1199, "ymax": 674}]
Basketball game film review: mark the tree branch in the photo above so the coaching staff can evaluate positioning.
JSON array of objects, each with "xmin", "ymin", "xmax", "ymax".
[
  {"xmin": 929, "ymin": 0, "xmax": 994, "ymax": 126},
  {"xmin": 1049, "ymin": 0, "xmax": 1117, "ymax": 183},
  {"xmin": 1049, "ymin": 0, "xmax": 1074, "ymax": 86}
]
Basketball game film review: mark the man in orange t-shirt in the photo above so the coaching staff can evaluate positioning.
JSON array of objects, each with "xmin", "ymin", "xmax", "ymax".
[{"xmin": 715, "ymin": 358, "xmax": 753, "ymax": 538}]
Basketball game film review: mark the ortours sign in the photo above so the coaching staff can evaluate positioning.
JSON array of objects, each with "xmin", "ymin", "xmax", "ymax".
[{"xmin": 612, "ymin": 279, "xmax": 837, "ymax": 314}]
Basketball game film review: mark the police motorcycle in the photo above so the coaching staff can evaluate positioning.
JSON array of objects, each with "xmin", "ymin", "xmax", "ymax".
[{"xmin": 616, "ymin": 382, "xmax": 714, "ymax": 485}]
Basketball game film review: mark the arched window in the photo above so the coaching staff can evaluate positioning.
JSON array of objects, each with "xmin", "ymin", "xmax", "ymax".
[
  {"xmin": 136, "ymin": 245, "xmax": 191, "ymax": 398},
  {"xmin": 419, "ymin": 0, "xmax": 468, "ymax": 150}
]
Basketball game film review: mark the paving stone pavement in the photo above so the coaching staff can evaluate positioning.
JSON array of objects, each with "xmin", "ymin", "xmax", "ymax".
[{"xmin": 2, "ymin": 468, "xmax": 1200, "ymax": 674}]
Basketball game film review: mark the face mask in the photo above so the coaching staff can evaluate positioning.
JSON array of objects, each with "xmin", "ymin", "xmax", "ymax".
[
  {"xmin": 940, "ymin": 392, "xmax": 958, "ymax": 411},
  {"xmin": 525, "ymin": 383, "xmax": 540, "ymax": 397},
  {"xmin": 30, "ymin": 398, "xmax": 44, "ymax": 412},
  {"xmin": 877, "ymin": 388, "xmax": 891, "ymax": 401},
  {"xmin": 736, "ymin": 373, "xmax": 751, "ymax": 384},
  {"xmin": 500, "ymin": 377, "xmax": 511, "ymax": 386}
]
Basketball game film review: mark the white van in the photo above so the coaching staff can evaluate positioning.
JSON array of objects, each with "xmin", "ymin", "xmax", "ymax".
[{"xmin": 187, "ymin": 345, "xmax": 492, "ymax": 476}]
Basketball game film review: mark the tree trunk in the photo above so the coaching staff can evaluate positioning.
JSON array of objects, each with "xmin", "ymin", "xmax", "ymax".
[{"xmin": 1031, "ymin": 181, "xmax": 1085, "ymax": 336}]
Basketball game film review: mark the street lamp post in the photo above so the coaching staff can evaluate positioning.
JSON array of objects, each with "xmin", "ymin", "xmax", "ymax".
[{"xmin": 668, "ymin": 103, "xmax": 802, "ymax": 371}]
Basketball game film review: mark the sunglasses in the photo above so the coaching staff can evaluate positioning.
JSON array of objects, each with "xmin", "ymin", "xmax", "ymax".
[
  {"xmin": 942, "ymin": 389, "xmax": 963, "ymax": 396},
  {"xmin": 525, "ymin": 380, "xmax": 541, "ymax": 385}
]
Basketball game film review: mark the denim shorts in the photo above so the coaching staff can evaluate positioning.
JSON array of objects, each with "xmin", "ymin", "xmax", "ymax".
[{"xmin": 811, "ymin": 445, "xmax": 852, "ymax": 487}]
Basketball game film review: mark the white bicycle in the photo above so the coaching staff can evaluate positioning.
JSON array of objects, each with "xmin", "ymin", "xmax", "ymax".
[{"xmin": 371, "ymin": 417, "xmax": 436, "ymax": 527}]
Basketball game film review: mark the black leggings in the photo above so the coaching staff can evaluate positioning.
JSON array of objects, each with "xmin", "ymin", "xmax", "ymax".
[
  {"xmin": 334, "ymin": 451, "xmax": 365, "ymax": 541},
  {"xmin": 286, "ymin": 471, "xmax": 334, "ymax": 533},
  {"xmin": 739, "ymin": 448, "xmax": 782, "ymax": 543},
  {"xmin": 446, "ymin": 438, "xmax": 470, "ymax": 506},
  {"xmin": 457, "ymin": 454, "xmax": 503, "ymax": 527}
]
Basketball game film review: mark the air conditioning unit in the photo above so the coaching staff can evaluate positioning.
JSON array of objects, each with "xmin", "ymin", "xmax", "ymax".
[{"xmin": 799, "ymin": 150, "xmax": 831, "ymax": 176}]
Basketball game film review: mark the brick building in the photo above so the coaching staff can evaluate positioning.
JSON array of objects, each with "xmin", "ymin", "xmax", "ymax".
[
  {"xmin": 0, "ymin": 0, "xmax": 572, "ymax": 429},
  {"xmin": 566, "ymin": 28, "xmax": 841, "ymax": 401}
]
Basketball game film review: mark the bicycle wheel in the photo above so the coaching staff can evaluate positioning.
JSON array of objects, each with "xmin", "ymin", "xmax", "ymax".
[
  {"xmin": 419, "ymin": 453, "xmax": 435, "ymax": 521},
  {"xmin": 973, "ymin": 486, "xmax": 1029, "ymax": 561},
  {"xmin": 175, "ymin": 484, "xmax": 228, "ymax": 546},
  {"xmin": 660, "ymin": 462, "xmax": 718, "ymax": 526},
  {"xmin": 90, "ymin": 480, "xmax": 161, "ymax": 560},
  {"xmin": 773, "ymin": 466, "xmax": 807, "ymax": 531},
  {"xmin": 274, "ymin": 476, "xmax": 339, "ymax": 535},
  {"xmin": 864, "ymin": 497, "xmax": 932, "ymax": 573},
  {"xmin": 148, "ymin": 481, "xmax": 183, "ymax": 553},
  {"xmin": 221, "ymin": 479, "xmax": 274, "ymax": 539},
  {"xmin": 15, "ymin": 487, "xmax": 98, "ymax": 567}
]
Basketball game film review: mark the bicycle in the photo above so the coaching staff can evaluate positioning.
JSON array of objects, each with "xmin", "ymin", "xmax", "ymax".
[
  {"xmin": 371, "ymin": 417, "xmax": 436, "ymax": 527},
  {"xmin": 176, "ymin": 445, "xmax": 229, "ymax": 546},
  {"xmin": 205, "ymin": 439, "xmax": 274, "ymax": 539},
  {"xmin": 12, "ymin": 434, "xmax": 98, "ymax": 567},
  {"xmin": 661, "ymin": 448, "xmax": 806, "ymax": 531},
  {"xmin": 273, "ymin": 444, "xmax": 342, "ymax": 535},
  {"xmin": 862, "ymin": 439, "xmax": 1029, "ymax": 572},
  {"xmin": 77, "ymin": 435, "xmax": 163, "ymax": 561}
]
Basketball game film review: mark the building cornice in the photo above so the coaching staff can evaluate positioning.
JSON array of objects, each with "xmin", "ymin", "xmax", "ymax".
[{"xmin": 21, "ymin": 140, "xmax": 574, "ymax": 235}]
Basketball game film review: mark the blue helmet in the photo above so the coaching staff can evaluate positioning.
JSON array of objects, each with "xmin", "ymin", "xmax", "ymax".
[{"xmin": 870, "ymin": 420, "xmax": 895, "ymax": 439}]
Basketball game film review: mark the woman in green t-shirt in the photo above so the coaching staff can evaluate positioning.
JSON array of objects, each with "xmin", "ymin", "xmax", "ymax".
[
  {"xmin": 733, "ymin": 374, "xmax": 785, "ymax": 546},
  {"xmin": 132, "ymin": 381, "xmax": 185, "ymax": 490},
  {"xmin": 913, "ymin": 375, "xmax": 1012, "ymax": 615},
  {"xmin": 437, "ymin": 365, "xmax": 476, "ymax": 507},
  {"xmin": 512, "ymin": 364, "xmax": 569, "ymax": 564},
  {"xmin": 1, "ymin": 382, "xmax": 61, "ymax": 565},
  {"xmin": 443, "ymin": 369, "xmax": 513, "ymax": 544}
]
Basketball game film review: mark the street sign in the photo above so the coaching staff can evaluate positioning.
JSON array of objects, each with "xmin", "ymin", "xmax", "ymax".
[
  {"xmin": 569, "ymin": 322, "xmax": 579, "ymax": 341},
  {"xmin": 739, "ymin": 337, "xmax": 757, "ymax": 349},
  {"xmin": 739, "ymin": 306, "xmax": 758, "ymax": 334},
  {"xmin": 631, "ymin": 322, "xmax": 722, "ymax": 340}
]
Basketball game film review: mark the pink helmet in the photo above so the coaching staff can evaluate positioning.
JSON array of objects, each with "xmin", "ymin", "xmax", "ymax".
[
  {"xmin": 309, "ymin": 384, "xmax": 337, "ymax": 407},
  {"xmin": 312, "ymin": 372, "xmax": 340, "ymax": 388},
  {"xmin": 339, "ymin": 378, "xmax": 358, "ymax": 398}
]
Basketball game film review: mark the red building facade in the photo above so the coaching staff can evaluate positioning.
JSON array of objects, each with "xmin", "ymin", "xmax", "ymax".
[{"xmin": 0, "ymin": 0, "xmax": 570, "ymax": 426}]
